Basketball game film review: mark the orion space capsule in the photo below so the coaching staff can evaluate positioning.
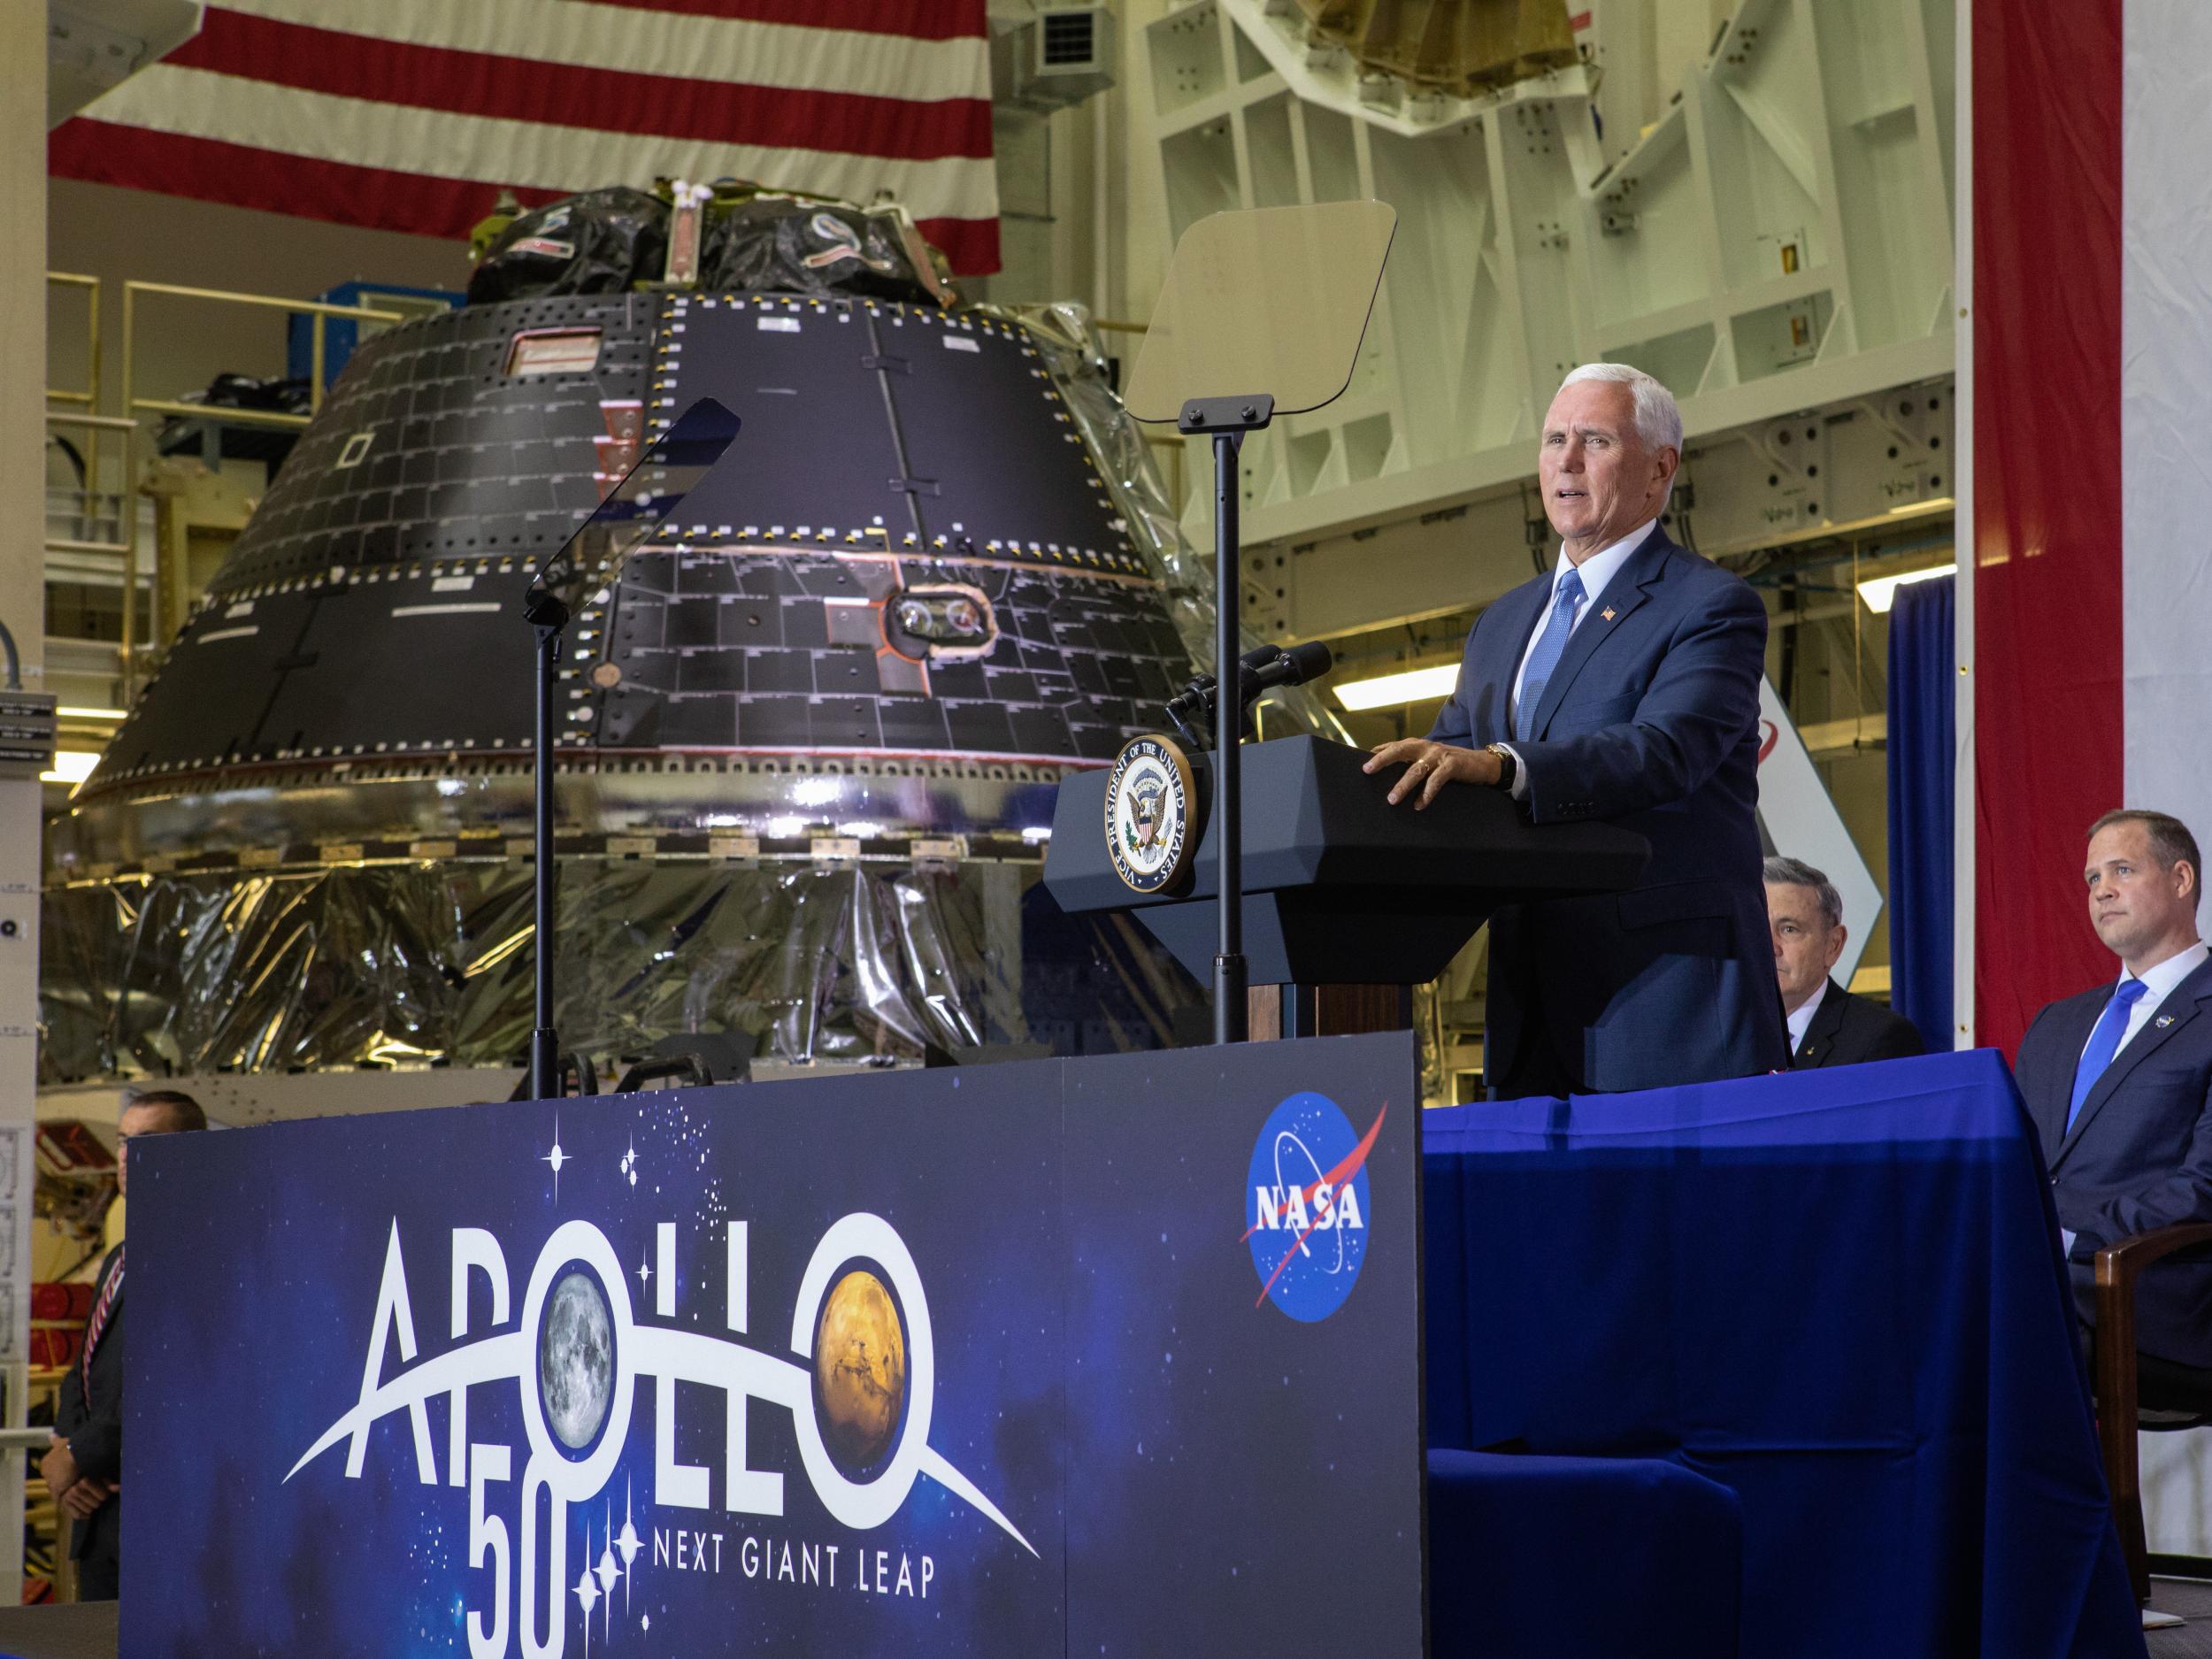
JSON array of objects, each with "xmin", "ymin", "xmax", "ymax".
[{"xmin": 42, "ymin": 187, "xmax": 1311, "ymax": 1084}]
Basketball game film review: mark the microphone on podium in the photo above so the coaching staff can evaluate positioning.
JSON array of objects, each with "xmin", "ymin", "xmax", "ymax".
[
  {"xmin": 1163, "ymin": 640, "xmax": 1333, "ymax": 748},
  {"xmin": 1237, "ymin": 640, "xmax": 1333, "ymax": 704}
]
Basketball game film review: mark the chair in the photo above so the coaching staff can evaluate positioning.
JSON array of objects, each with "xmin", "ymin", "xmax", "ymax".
[{"xmin": 2092, "ymin": 1222, "xmax": 2212, "ymax": 1602}]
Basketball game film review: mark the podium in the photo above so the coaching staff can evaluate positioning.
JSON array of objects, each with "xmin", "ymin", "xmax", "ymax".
[{"xmin": 1044, "ymin": 735, "xmax": 1650, "ymax": 1037}]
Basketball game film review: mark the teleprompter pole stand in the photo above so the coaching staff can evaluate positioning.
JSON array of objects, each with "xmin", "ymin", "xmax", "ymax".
[{"xmin": 1179, "ymin": 392, "xmax": 1275, "ymax": 1045}]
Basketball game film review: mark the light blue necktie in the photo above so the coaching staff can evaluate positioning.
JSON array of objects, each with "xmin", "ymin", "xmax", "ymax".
[
  {"xmin": 1515, "ymin": 566, "xmax": 1586, "ymax": 742},
  {"xmin": 2065, "ymin": 979, "xmax": 2148, "ymax": 1133}
]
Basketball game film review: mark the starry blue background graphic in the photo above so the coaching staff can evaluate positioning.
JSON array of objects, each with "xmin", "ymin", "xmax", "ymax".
[
  {"xmin": 121, "ymin": 1033, "xmax": 1422, "ymax": 1656},
  {"xmin": 1064, "ymin": 1037, "xmax": 1426, "ymax": 1657}
]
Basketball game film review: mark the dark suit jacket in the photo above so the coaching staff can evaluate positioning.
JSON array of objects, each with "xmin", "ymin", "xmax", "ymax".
[
  {"xmin": 1429, "ymin": 525, "xmax": 1787, "ymax": 1095},
  {"xmin": 53, "ymin": 1245, "xmax": 122, "ymax": 1577},
  {"xmin": 1791, "ymin": 979, "xmax": 1926, "ymax": 1068},
  {"xmin": 2017, "ymin": 954, "xmax": 2212, "ymax": 1369}
]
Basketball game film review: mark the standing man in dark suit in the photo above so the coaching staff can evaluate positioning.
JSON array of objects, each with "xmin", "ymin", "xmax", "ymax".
[
  {"xmin": 2016, "ymin": 810, "xmax": 2212, "ymax": 1369},
  {"xmin": 1763, "ymin": 855, "xmax": 1924, "ymax": 1067},
  {"xmin": 1366, "ymin": 364, "xmax": 1786, "ymax": 1096},
  {"xmin": 41, "ymin": 1088, "xmax": 206, "ymax": 1601}
]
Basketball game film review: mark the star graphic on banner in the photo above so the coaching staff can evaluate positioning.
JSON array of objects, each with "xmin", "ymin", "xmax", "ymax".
[
  {"xmin": 637, "ymin": 1253, "xmax": 652, "ymax": 1292},
  {"xmin": 543, "ymin": 1118, "xmax": 568, "ymax": 1200},
  {"xmin": 598, "ymin": 1500, "xmax": 622, "ymax": 1640},
  {"xmin": 616, "ymin": 1479, "xmax": 643, "ymax": 1615}
]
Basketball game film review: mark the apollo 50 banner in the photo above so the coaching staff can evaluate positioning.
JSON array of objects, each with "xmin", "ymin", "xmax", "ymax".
[{"xmin": 123, "ymin": 1033, "xmax": 1425, "ymax": 1656}]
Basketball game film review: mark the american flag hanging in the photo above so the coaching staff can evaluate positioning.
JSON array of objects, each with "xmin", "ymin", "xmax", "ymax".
[{"xmin": 48, "ymin": 0, "xmax": 1002, "ymax": 275}]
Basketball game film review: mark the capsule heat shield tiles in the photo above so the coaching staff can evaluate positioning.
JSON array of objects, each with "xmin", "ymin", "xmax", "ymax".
[
  {"xmin": 83, "ymin": 290, "xmax": 1194, "ymax": 795},
  {"xmin": 572, "ymin": 294, "xmax": 1183, "ymax": 766}
]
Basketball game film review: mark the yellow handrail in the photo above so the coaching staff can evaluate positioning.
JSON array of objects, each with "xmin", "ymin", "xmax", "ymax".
[
  {"xmin": 128, "ymin": 397, "xmax": 312, "ymax": 431},
  {"xmin": 49, "ymin": 276, "xmax": 420, "ymax": 693},
  {"xmin": 122, "ymin": 280, "xmax": 411, "ymax": 426},
  {"xmin": 121, "ymin": 279, "xmax": 411, "ymax": 319},
  {"xmin": 47, "ymin": 273, "xmax": 104, "ymax": 490}
]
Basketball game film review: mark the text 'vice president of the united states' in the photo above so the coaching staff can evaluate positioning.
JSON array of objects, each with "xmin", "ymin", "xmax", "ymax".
[{"xmin": 1366, "ymin": 364, "xmax": 1786, "ymax": 1099}]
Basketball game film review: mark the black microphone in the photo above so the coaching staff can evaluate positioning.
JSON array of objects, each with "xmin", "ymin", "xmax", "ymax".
[
  {"xmin": 1164, "ymin": 644, "xmax": 1275, "ymax": 734},
  {"xmin": 1238, "ymin": 640, "xmax": 1333, "ymax": 704},
  {"xmin": 1163, "ymin": 641, "xmax": 1331, "ymax": 747}
]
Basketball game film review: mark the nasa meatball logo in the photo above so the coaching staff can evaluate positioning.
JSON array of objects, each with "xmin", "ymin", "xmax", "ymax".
[
  {"xmin": 1244, "ymin": 1094, "xmax": 1385, "ymax": 1323},
  {"xmin": 1104, "ymin": 734, "xmax": 1196, "ymax": 894}
]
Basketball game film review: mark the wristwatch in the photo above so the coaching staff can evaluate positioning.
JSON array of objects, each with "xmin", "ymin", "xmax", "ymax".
[{"xmin": 1485, "ymin": 742, "xmax": 1517, "ymax": 793}]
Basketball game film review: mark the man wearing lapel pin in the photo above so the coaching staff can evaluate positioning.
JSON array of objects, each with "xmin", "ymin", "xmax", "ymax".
[
  {"xmin": 2016, "ymin": 810, "xmax": 2212, "ymax": 1368},
  {"xmin": 1365, "ymin": 363, "xmax": 1786, "ymax": 1097}
]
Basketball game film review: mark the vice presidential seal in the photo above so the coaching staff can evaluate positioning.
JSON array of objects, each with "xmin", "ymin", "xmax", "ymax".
[{"xmin": 1104, "ymin": 734, "xmax": 1197, "ymax": 894}]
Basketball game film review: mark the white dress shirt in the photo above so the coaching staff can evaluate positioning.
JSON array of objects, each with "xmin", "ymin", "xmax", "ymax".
[
  {"xmin": 2077, "ymin": 938, "xmax": 2210, "ymax": 1064},
  {"xmin": 1786, "ymin": 977, "xmax": 1830, "ymax": 1054},
  {"xmin": 1500, "ymin": 519, "xmax": 1657, "ymax": 799}
]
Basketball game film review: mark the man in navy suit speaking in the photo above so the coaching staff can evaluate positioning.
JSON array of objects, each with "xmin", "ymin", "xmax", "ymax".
[
  {"xmin": 1365, "ymin": 364, "xmax": 1786, "ymax": 1097},
  {"xmin": 2016, "ymin": 810, "xmax": 2212, "ymax": 1369}
]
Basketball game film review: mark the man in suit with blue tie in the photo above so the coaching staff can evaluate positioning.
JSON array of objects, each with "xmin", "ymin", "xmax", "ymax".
[
  {"xmin": 1364, "ymin": 364, "xmax": 1786, "ymax": 1097},
  {"xmin": 2016, "ymin": 810, "xmax": 2212, "ymax": 1369}
]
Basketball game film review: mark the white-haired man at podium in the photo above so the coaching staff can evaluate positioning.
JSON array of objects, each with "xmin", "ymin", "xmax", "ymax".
[{"xmin": 1366, "ymin": 364, "xmax": 1786, "ymax": 1098}]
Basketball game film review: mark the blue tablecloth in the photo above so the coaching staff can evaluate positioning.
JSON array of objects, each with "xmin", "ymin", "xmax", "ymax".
[
  {"xmin": 1423, "ymin": 1049, "xmax": 2146, "ymax": 1659},
  {"xmin": 1427, "ymin": 1448, "xmax": 1742, "ymax": 1657}
]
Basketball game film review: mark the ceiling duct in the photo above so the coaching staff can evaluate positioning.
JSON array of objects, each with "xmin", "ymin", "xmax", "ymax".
[{"xmin": 990, "ymin": 2, "xmax": 1118, "ymax": 113}]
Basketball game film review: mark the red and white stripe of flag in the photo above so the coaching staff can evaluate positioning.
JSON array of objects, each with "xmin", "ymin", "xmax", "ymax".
[{"xmin": 50, "ymin": 0, "xmax": 1001, "ymax": 274}]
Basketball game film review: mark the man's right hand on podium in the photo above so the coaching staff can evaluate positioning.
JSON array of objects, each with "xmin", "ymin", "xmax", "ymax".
[{"xmin": 1364, "ymin": 738, "xmax": 1501, "ymax": 808}]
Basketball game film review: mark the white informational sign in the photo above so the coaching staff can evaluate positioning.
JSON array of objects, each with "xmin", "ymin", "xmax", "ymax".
[{"xmin": 1755, "ymin": 678, "xmax": 1883, "ymax": 990}]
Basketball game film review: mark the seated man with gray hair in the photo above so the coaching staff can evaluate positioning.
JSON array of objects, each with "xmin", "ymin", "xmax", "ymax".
[{"xmin": 1763, "ymin": 856, "xmax": 1924, "ymax": 1067}]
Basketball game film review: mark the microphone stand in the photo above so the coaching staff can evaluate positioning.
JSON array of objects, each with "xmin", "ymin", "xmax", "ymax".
[
  {"xmin": 515, "ymin": 397, "xmax": 740, "ymax": 1101},
  {"xmin": 521, "ymin": 587, "xmax": 570, "ymax": 1102}
]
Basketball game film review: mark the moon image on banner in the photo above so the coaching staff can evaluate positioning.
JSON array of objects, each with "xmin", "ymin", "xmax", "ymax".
[
  {"xmin": 815, "ymin": 1268, "xmax": 907, "ymax": 1472},
  {"xmin": 540, "ymin": 1268, "xmax": 615, "ymax": 1450}
]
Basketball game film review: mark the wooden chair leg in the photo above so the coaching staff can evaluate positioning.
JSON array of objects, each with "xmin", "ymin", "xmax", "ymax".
[
  {"xmin": 2093, "ymin": 1326, "xmax": 2150, "ymax": 1605},
  {"xmin": 2090, "ymin": 1225, "xmax": 2212, "ymax": 1608}
]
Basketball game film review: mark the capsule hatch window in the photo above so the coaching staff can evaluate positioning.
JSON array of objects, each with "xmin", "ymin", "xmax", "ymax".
[{"xmin": 505, "ymin": 327, "xmax": 603, "ymax": 377}]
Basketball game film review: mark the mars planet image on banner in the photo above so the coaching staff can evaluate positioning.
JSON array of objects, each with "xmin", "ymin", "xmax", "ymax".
[{"xmin": 815, "ymin": 1268, "xmax": 908, "ymax": 1471}]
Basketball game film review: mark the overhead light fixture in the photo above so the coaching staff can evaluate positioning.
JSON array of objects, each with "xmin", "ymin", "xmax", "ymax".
[
  {"xmin": 1333, "ymin": 662, "xmax": 1460, "ymax": 711},
  {"xmin": 57, "ymin": 705, "xmax": 126, "ymax": 720},
  {"xmin": 1886, "ymin": 495, "xmax": 1955, "ymax": 515},
  {"xmin": 41, "ymin": 750, "xmax": 99, "ymax": 785},
  {"xmin": 1856, "ymin": 562, "xmax": 1956, "ymax": 614}
]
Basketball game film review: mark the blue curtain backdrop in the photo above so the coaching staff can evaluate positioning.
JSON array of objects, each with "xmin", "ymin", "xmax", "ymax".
[{"xmin": 1887, "ymin": 574, "xmax": 1956, "ymax": 1053}]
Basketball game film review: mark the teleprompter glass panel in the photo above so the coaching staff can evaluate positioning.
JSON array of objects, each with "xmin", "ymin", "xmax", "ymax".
[
  {"xmin": 525, "ymin": 396, "xmax": 739, "ymax": 622},
  {"xmin": 1123, "ymin": 200, "xmax": 1396, "ymax": 423}
]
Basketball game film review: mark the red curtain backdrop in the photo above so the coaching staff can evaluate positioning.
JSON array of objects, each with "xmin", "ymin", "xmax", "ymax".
[{"xmin": 1972, "ymin": 0, "xmax": 2125, "ymax": 1058}]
